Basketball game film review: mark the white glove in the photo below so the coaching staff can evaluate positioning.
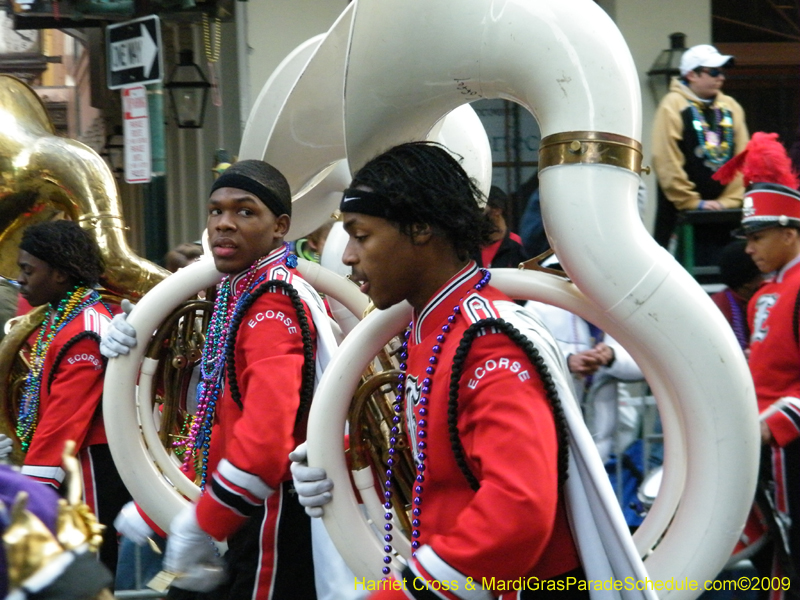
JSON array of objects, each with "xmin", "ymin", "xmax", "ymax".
[
  {"xmin": 0, "ymin": 434, "xmax": 12, "ymax": 460},
  {"xmin": 289, "ymin": 442, "xmax": 333, "ymax": 518},
  {"xmin": 114, "ymin": 501, "xmax": 154, "ymax": 546},
  {"xmin": 100, "ymin": 299, "xmax": 137, "ymax": 358},
  {"xmin": 165, "ymin": 504, "xmax": 226, "ymax": 592}
]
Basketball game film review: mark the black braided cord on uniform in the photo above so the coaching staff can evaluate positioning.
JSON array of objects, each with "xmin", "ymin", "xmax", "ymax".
[
  {"xmin": 224, "ymin": 279, "xmax": 315, "ymax": 426},
  {"xmin": 46, "ymin": 331, "xmax": 104, "ymax": 394},
  {"xmin": 447, "ymin": 318, "xmax": 570, "ymax": 492}
]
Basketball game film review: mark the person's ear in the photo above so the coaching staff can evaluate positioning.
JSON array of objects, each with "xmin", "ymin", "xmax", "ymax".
[
  {"xmin": 274, "ymin": 214, "xmax": 291, "ymax": 238},
  {"xmin": 410, "ymin": 223, "xmax": 433, "ymax": 245},
  {"xmin": 786, "ymin": 227, "xmax": 800, "ymax": 245}
]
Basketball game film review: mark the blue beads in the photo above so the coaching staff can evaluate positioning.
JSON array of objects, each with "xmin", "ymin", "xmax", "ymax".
[
  {"xmin": 384, "ymin": 512, "xmax": 393, "ymax": 521},
  {"xmin": 384, "ymin": 545, "xmax": 393, "ymax": 553},
  {"xmin": 384, "ymin": 523, "xmax": 393, "ymax": 531},
  {"xmin": 412, "ymin": 530, "xmax": 420, "ymax": 538},
  {"xmin": 384, "ymin": 534, "xmax": 393, "ymax": 542},
  {"xmin": 383, "ymin": 556, "xmax": 392, "ymax": 564},
  {"xmin": 383, "ymin": 566, "xmax": 391, "ymax": 575},
  {"xmin": 412, "ymin": 519, "xmax": 420, "ymax": 527},
  {"xmin": 412, "ymin": 541, "xmax": 420, "ymax": 549}
]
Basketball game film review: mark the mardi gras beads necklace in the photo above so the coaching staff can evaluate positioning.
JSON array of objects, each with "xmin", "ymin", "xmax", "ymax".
[
  {"xmin": 725, "ymin": 289, "xmax": 748, "ymax": 351},
  {"xmin": 689, "ymin": 101, "xmax": 734, "ymax": 167},
  {"xmin": 177, "ymin": 245, "xmax": 297, "ymax": 488},
  {"xmin": 381, "ymin": 269, "xmax": 491, "ymax": 573},
  {"xmin": 17, "ymin": 286, "xmax": 102, "ymax": 452}
]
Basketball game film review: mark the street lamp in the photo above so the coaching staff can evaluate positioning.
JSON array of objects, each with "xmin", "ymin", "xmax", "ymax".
[
  {"xmin": 647, "ymin": 32, "xmax": 686, "ymax": 104},
  {"xmin": 165, "ymin": 50, "xmax": 211, "ymax": 129}
]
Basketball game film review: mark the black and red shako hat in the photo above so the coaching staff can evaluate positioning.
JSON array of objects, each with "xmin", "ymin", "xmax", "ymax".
[{"xmin": 739, "ymin": 182, "xmax": 800, "ymax": 235}]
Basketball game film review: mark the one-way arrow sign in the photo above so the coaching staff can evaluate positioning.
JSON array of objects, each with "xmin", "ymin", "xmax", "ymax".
[{"xmin": 106, "ymin": 15, "xmax": 163, "ymax": 90}]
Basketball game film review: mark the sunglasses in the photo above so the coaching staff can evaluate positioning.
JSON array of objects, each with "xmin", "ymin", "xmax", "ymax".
[{"xmin": 697, "ymin": 67, "xmax": 725, "ymax": 77}]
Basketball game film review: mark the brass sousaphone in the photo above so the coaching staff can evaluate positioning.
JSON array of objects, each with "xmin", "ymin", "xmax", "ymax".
[{"xmin": 0, "ymin": 75, "xmax": 168, "ymax": 464}]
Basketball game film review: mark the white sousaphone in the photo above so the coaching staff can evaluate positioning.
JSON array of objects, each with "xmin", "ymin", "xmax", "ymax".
[
  {"xmin": 299, "ymin": 0, "xmax": 759, "ymax": 598},
  {"xmin": 101, "ymin": 26, "xmax": 494, "ymax": 532}
]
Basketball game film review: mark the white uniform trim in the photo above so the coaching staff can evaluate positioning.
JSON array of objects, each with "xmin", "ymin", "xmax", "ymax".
[
  {"xmin": 20, "ymin": 464, "xmax": 66, "ymax": 485},
  {"xmin": 412, "ymin": 545, "xmax": 492, "ymax": 600},
  {"xmin": 216, "ymin": 458, "xmax": 272, "ymax": 500}
]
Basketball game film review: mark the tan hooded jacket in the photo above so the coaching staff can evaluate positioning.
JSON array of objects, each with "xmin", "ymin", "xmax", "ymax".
[{"xmin": 652, "ymin": 77, "xmax": 749, "ymax": 210}]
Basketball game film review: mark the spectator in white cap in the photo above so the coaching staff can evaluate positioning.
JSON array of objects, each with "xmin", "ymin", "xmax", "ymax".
[{"xmin": 652, "ymin": 43, "xmax": 750, "ymax": 248}]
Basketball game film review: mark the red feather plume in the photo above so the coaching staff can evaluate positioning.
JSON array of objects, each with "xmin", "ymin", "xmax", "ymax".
[{"xmin": 713, "ymin": 132, "xmax": 800, "ymax": 189}]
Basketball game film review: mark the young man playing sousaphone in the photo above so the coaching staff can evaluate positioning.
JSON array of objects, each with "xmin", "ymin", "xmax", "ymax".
[
  {"xmin": 714, "ymin": 132, "xmax": 800, "ymax": 597},
  {"xmin": 4, "ymin": 220, "xmax": 130, "ymax": 576},
  {"xmin": 101, "ymin": 160, "xmax": 357, "ymax": 599},
  {"xmin": 291, "ymin": 142, "xmax": 654, "ymax": 599}
]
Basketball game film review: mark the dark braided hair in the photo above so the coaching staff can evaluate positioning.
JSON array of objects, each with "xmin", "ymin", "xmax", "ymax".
[
  {"xmin": 19, "ymin": 221, "xmax": 104, "ymax": 287},
  {"xmin": 447, "ymin": 318, "xmax": 570, "ymax": 491},
  {"xmin": 224, "ymin": 280, "xmax": 315, "ymax": 425},
  {"xmin": 46, "ymin": 331, "xmax": 104, "ymax": 394},
  {"xmin": 350, "ymin": 142, "xmax": 495, "ymax": 261}
]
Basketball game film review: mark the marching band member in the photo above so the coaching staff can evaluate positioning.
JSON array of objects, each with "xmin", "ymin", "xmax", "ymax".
[
  {"xmin": 293, "ymin": 142, "xmax": 588, "ymax": 599},
  {"xmin": 715, "ymin": 132, "xmax": 800, "ymax": 596},
  {"xmin": 101, "ymin": 160, "xmax": 354, "ymax": 599},
  {"xmin": 13, "ymin": 220, "xmax": 129, "ymax": 574}
]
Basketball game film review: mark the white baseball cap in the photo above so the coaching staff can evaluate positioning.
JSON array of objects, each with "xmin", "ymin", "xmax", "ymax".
[{"xmin": 679, "ymin": 44, "xmax": 734, "ymax": 76}]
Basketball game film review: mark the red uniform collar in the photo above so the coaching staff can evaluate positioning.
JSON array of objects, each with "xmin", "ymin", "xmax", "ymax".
[
  {"xmin": 230, "ymin": 244, "xmax": 290, "ymax": 297},
  {"xmin": 412, "ymin": 262, "xmax": 482, "ymax": 344}
]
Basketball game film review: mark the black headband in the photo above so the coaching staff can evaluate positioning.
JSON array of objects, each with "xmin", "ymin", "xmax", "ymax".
[
  {"xmin": 339, "ymin": 188, "xmax": 395, "ymax": 218},
  {"xmin": 211, "ymin": 172, "xmax": 291, "ymax": 217}
]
